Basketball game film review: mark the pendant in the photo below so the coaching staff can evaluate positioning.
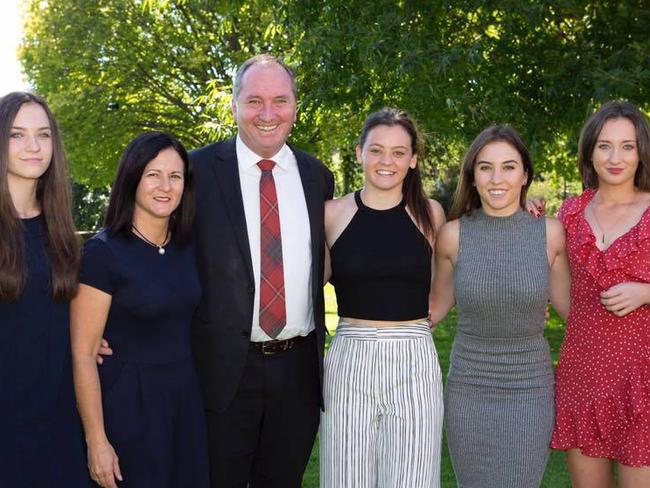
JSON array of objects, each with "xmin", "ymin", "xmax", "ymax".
[{"xmin": 158, "ymin": 247, "xmax": 166, "ymax": 255}]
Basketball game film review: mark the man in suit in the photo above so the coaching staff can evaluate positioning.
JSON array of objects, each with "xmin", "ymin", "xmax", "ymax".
[{"xmin": 190, "ymin": 54, "xmax": 334, "ymax": 487}]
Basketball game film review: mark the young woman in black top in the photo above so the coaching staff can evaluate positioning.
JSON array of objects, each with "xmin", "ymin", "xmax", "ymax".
[{"xmin": 320, "ymin": 108, "xmax": 445, "ymax": 488}]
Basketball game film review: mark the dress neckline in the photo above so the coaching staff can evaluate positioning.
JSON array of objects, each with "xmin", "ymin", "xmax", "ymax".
[
  {"xmin": 21, "ymin": 214, "xmax": 45, "ymax": 237},
  {"xmin": 473, "ymin": 207, "xmax": 528, "ymax": 227},
  {"xmin": 580, "ymin": 189, "xmax": 650, "ymax": 253},
  {"xmin": 354, "ymin": 190, "xmax": 406, "ymax": 213}
]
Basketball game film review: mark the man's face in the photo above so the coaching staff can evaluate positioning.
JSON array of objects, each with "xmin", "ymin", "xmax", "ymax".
[{"xmin": 232, "ymin": 63, "xmax": 297, "ymax": 158}]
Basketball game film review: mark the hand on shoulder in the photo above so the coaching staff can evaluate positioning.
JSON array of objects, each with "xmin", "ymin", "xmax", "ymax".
[{"xmin": 525, "ymin": 197, "xmax": 546, "ymax": 218}]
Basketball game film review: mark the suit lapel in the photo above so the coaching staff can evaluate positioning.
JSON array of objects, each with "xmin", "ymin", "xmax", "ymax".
[{"xmin": 210, "ymin": 139, "xmax": 254, "ymax": 283}]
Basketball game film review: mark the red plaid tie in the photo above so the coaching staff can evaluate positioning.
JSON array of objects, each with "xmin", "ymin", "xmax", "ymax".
[{"xmin": 257, "ymin": 159, "xmax": 286, "ymax": 338}]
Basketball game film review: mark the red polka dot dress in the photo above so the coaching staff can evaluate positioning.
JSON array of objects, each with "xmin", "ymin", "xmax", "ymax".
[{"xmin": 551, "ymin": 189, "xmax": 650, "ymax": 466}]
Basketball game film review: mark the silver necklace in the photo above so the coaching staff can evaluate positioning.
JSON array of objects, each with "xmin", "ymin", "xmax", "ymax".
[
  {"xmin": 132, "ymin": 225, "xmax": 169, "ymax": 255},
  {"xmin": 588, "ymin": 193, "xmax": 639, "ymax": 247},
  {"xmin": 588, "ymin": 204, "xmax": 606, "ymax": 245}
]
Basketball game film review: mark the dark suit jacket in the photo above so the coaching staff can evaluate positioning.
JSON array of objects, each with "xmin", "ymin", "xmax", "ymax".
[{"xmin": 190, "ymin": 138, "xmax": 335, "ymax": 413}]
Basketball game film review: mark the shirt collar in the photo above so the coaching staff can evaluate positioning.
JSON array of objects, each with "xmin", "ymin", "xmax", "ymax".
[{"xmin": 236, "ymin": 134, "xmax": 292, "ymax": 172}]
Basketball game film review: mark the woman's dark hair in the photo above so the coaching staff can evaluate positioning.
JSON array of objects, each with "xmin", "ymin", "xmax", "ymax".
[
  {"xmin": 359, "ymin": 107, "xmax": 435, "ymax": 242},
  {"xmin": 104, "ymin": 132, "xmax": 194, "ymax": 244},
  {"xmin": 578, "ymin": 101, "xmax": 650, "ymax": 191},
  {"xmin": 449, "ymin": 125, "xmax": 534, "ymax": 220},
  {"xmin": 0, "ymin": 91, "xmax": 79, "ymax": 301}
]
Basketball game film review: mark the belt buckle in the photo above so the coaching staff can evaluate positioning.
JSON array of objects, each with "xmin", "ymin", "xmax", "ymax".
[{"xmin": 261, "ymin": 342, "xmax": 276, "ymax": 355}]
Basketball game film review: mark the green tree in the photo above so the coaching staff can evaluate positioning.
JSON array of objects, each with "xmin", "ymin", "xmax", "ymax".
[
  {"xmin": 285, "ymin": 0, "xmax": 650, "ymax": 193},
  {"xmin": 71, "ymin": 182, "xmax": 109, "ymax": 233},
  {"xmin": 20, "ymin": 0, "xmax": 650, "ymax": 201},
  {"xmin": 21, "ymin": 0, "xmax": 293, "ymax": 185}
]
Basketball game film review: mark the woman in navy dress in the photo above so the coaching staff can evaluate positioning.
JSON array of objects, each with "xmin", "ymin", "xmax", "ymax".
[
  {"xmin": 71, "ymin": 132, "xmax": 209, "ymax": 488},
  {"xmin": 0, "ymin": 92, "xmax": 88, "ymax": 486}
]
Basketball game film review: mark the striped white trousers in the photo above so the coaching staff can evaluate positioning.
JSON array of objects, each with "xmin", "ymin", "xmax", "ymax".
[{"xmin": 320, "ymin": 321, "xmax": 444, "ymax": 488}]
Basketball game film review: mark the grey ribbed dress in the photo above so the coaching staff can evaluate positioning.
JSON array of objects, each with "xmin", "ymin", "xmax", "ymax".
[{"xmin": 445, "ymin": 208, "xmax": 554, "ymax": 488}]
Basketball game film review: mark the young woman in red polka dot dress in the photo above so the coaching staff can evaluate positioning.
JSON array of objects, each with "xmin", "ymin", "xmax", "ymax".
[{"xmin": 551, "ymin": 101, "xmax": 650, "ymax": 487}]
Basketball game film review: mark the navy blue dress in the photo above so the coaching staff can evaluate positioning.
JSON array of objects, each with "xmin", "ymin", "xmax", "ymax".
[
  {"xmin": 0, "ymin": 216, "xmax": 89, "ymax": 487},
  {"xmin": 80, "ymin": 229, "xmax": 209, "ymax": 487}
]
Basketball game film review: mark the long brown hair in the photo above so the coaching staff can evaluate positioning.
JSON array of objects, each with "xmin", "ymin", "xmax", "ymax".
[
  {"xmin": 0, "ymin": 92, "xmax": 79, "ymax": 301},
  {"xmin": 578, "ymin": 101, "xmax": 650, "ymax": 191},
  {"xmin": 358, "ymin": 107, "xmax": 435, "ymax": 242},
  {"xmin": 449, "ymin": 125, "xmax": 534, "ymax": 220}
]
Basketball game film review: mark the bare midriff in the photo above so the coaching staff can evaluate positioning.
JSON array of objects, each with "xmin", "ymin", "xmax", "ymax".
[{"xmin": 340, "ymin": 317, "xmax": 429, "ymax": 328}]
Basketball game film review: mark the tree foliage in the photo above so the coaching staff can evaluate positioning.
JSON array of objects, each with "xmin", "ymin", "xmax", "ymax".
[
  {"xmin": 286, "ymin": 0, "xmax": 650, "ymax": 191},
  {"xmin": 21, "ymin": 0, "xmax": 290, "ymax": 184},
  {"xmin": 20, "ymin": 0, "xmax": 650, "ymax": 203}
]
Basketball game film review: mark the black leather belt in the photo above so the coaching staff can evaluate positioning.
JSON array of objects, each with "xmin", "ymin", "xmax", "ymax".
[{"xmin": 249, "ymin": 334, "xmax": 309, "ymax": 355}]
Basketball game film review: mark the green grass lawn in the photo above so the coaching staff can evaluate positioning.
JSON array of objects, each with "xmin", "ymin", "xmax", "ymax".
[{"xmin": 302, "ymin": 284, "xmax": 571, "ymax": 487}]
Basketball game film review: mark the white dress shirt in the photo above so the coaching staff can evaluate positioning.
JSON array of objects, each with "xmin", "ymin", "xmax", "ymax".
[{"xmin": 236, "ymin": 135, "xmax": 314, "ymax": 341}]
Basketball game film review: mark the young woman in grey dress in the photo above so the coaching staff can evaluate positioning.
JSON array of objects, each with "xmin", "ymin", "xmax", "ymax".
[{"xmin": 428, "ymin": 125, "xmax": 571, "ymax": 487}]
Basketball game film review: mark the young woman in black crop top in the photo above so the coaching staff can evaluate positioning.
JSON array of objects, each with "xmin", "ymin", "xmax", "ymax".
[{"xmin": 320, "ymin": 108, "xmax": 446, "ymax": 488}]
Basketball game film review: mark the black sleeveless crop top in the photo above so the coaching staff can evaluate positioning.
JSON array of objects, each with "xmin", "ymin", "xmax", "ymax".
[{"xmin": 329, "ymin": 191, "xmax": 432, "ymax": 321}]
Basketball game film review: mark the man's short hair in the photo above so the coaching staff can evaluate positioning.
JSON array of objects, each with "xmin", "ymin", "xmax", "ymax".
[{"xmin": 232, "ymin": 54, "xmax": 297, "ymax": 99}]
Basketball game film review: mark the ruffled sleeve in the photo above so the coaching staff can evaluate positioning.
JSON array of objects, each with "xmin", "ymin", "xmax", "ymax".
[
  {"xmin": 558, "ymin": 192, "xmax": 589, "ymax": 232},
  {"xmin": 625, "ymin": 211, "xmax": 650, "ymax": 283}
]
